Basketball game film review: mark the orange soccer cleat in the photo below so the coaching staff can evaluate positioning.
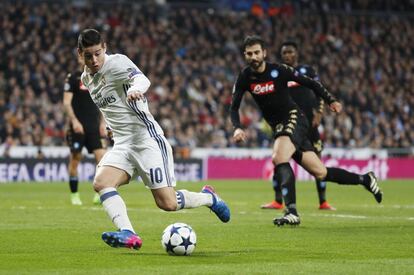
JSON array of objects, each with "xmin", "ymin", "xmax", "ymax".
[
  {"xmin": 261, "ymin": 200, "xmax": 284, "ymax": 210},
  {"xmin": 318, "ymin": 201, "xmax": 336, "ymax": 211}
]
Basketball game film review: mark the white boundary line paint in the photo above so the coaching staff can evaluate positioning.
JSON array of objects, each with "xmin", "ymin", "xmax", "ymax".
[
  {"xmin": 7, "ymin": 205, "xmax": 414, "ymax": 221},
  {"xmin": 310, "ymin": 213, "xmax": 368, "ymax": 219},
  {"xmin": 310, "ymin": 213, "xmax": 414, "ymax": 221}
]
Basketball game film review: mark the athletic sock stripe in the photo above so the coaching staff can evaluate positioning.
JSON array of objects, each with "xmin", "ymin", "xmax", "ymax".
[
  {"xmin": 128, "ymin": 101, "xmax": 172, "ymax": 187},
  {"xmin": 176, "ymin": 191, "xmax": 185, "ymax": 209},
  {"xmin": 100, "ymin": 191, "xmax": 119, "ymax": 203}
]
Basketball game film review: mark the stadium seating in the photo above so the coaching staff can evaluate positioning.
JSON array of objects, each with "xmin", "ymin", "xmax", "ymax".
[{"xmin": 0, "ymin": 0, "xmax": 413, "ymax": 155}]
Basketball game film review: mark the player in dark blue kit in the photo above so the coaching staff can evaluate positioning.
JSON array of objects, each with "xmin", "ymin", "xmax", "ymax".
[
  {"xmin": 63, "ymin": 57, "xmax": 107, "ymax": 205},
  {"xmin": 261, "ymin": 41, "xmax": 335, "ymax": 211},
  {"xmin": 231, "ymin": 36, "xmax": 382, "ymax": 226}
]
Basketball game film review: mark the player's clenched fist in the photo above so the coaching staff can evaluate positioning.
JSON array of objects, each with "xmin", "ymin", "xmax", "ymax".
[
  {"xmin": 127, "ymin": 91, "xmax": 145, "ymax": 102},
  {"xmin": 329, "ymin": 101, "xmax": 342, "ymax": 113},
  {"xmin": 233, "ymin": 128, "xmax": 246, "ymax": 143}
]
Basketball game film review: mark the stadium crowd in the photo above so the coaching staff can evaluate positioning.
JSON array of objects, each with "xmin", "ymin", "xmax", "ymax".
[{"xmin": 0, "ymin": 0, "xmax": 413, "ymax": 156}]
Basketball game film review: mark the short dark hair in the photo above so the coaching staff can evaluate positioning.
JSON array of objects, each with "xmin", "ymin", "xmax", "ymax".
[
  {"xmin": 279, "ymin": 41, "xmax": 299, "ymax": 59},
  {"xmin": 78, "ymin": 29, "xmax": 104, "ymax": 51},
  {"xmin": 280, "ymin": 41, "xmax": 298, "ymax": 51},
  {"xmin": 243, "ymin": 35, "xmax": 266, "ymax": 51}
]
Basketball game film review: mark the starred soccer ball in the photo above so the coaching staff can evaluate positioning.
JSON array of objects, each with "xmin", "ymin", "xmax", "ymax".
[{"xmin": 161, "ymin": 223, "xmax": 197, "ymax": 256}]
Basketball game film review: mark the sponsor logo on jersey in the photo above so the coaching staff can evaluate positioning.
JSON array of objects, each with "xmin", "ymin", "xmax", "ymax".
[
  {"xmin": 250, "ymin": 81, "xmax": 275, "ymax": 95},
  {"xmin": 94, "ymin": 93, "xmax": 117, "ymax": 108}
]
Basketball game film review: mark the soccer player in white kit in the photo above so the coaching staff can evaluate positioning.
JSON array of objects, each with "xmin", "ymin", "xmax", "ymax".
[{"xmin": 77, "ymin": 29, "xmax": 230, "ymax": 250}]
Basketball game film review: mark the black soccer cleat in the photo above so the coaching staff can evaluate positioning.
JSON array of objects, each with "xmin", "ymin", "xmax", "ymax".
[
  {"xmin": 273, "ymin": 212, "xmax": 300, "ymax": 227},
  {"xmin": 364, "ymin": 172, "xmax": 383, "ymax": 203}
]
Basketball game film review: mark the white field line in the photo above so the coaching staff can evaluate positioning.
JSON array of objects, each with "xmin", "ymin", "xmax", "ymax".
[
  {"xmin": 309, "ymin": 213, "xmax": 414, "ymax": 221},
  {"xmin": 9, "ymin": 205, "xmax": 187, "ymax": 213},
  {"xmin": 358, "ymin": 204, "xmax": 414, "ymax": 209},
  {"xmin": 8, "ymin": 205, "xmax": 414, "ymax": 221}
]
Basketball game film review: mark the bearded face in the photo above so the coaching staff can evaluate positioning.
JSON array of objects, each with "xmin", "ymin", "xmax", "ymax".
[{"xmin": 244, "ymin": 44, "xmax": 266, "ymax": 71}]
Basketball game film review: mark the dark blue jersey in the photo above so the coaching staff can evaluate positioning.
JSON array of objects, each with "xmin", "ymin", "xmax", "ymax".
[
  {"xmin": 230, "ymin": 62, "xmax": 336, "ymax": 129},
  {"xmin": 288, "ymin": 64, "xmax": 324, "ymax": 123},
  {"xmin": 64, "ymin": 71, "xmax": 100, "ymax": 133}
]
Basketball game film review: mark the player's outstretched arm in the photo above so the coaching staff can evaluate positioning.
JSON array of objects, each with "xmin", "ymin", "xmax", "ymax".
[
  {"xmin": 230, "ymin": 73, "xmax": 248, "ymax": 137},
  {"xmin": 283, "ymin": 64, "xmax": 337, "ymax": 106},
  {"xmin": 126, "ymin": 74, "xmax": 151, "ymax": 102},
  {"xmin": 63, "ymin": 91, "xmax": 84, "ymax": 134}
]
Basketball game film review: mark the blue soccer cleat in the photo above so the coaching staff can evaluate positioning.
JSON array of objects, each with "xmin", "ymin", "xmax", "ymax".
[
  {"xmin": 101, "ymin": 229, "xmax": 142, "ymax": 250},
  {"xmin": 201, "ymin": 185, "xmax": 230, "ymax": 223}
]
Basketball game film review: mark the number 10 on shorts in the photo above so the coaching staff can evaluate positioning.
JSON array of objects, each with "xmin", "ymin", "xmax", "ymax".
[{"xmin": 150, "ymin": 167, "xmax": 163, "ymax": 184}]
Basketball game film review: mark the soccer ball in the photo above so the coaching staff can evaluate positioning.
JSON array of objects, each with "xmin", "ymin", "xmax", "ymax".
[{"xmin": 161, "ymin": 223, "xmax": 197, "ymax": 256}]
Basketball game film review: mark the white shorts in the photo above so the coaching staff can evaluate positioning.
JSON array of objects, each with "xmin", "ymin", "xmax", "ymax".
[{"xmin": 98, "ymin": 135, "xmax": 176, "ymax": 189}]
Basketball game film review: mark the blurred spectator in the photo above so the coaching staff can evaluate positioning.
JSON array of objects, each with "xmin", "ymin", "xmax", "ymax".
[{"xmin": 0, "ymin": 0, "xmax": 413, "ymax": 153}]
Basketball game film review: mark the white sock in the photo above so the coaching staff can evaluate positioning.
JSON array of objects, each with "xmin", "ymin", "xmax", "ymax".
[
  {"xmin": 99, "ymin": 187, "xmax": 135, "ymax": 233},
  {"xmin": 176, "ymin": 190, "xmax": 213, "ymax": 210}
]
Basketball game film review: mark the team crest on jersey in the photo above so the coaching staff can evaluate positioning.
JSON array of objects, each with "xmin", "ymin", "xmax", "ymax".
[
  {"xmin": 270, "ymin": 69, "xmax": 279, "ymax": 78},
  {"xmin": 250, "ymin": 81, "xmax": 275, "ymax": 95}
]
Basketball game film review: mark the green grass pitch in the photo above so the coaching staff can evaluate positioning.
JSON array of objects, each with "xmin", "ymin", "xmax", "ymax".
[{"xmin": 0, "ymin": 180, "xmax": 413, "ymax": 274}]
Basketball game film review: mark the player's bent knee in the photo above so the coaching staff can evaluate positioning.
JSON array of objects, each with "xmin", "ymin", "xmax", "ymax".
[
  {"xmin": 92, "ymin": 181, "xmax": 103, "ymax": 193},
  {"xmin": 313, "ymin": 167, "xmax": 327, "ymax": 181},
  {"xmin": 93, "ymin": 176, "xmax": 108, "ymax": 192},
  {"xmin": 272, "ymin": 155, "xmax": 290, "ymax": 166}
]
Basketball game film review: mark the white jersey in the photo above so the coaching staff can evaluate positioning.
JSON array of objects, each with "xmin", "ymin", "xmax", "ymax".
[{"xmin": 81, "ymin": 54, "xmax": 164, "ymax": 145}]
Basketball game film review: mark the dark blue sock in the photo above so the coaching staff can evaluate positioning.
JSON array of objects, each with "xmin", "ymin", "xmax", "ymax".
[
  {"xmin": 272, "ymin": 169, "xmax": 283, "ymax": 204},
  {"xmin": 69, "ymin": 176, "xmax": 78, "ymax": 193},
  {"xmin": 316, "ymin": 179, "xmax": 327, "ymax": 204},
  {"xmin": 275, "ymin": 163, "xmax": 296, "ymax": 215}
]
